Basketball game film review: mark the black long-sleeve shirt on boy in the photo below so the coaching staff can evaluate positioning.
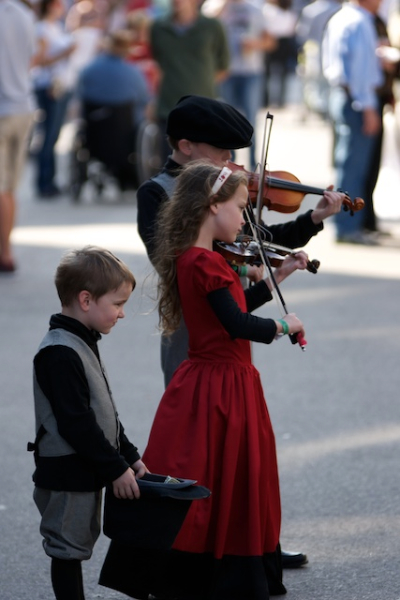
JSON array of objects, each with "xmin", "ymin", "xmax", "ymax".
[{"xmin": 32, "ymin": 314, "xmax": 140, "ymax": 492}]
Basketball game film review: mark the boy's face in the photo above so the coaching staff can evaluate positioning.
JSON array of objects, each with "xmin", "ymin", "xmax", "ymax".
[
  {"xmin": 86, "ymin": 281, "xmax": 133, "ymax": 334},
  {"xmin": 189, "ymin": 143, "xmax": 232, "ymax": 167}
]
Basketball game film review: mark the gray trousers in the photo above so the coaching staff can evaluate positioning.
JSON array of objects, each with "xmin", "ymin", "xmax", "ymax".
[
  {"xmin": 160, "ymin": 317, "xmax": 189, "ymax": 388},
  {"xmin": 33, "ymin": 487, "xmax": 102, "ymax": 560}
]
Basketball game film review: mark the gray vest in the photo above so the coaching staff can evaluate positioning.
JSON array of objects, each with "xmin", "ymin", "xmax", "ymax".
[
  {"xmin": 152, "ymin": 170, "xmax": 177, "ymax": 199},
  {"xmin": 33, "ymin": 329, "xmax": 119, "ymax": 457}
]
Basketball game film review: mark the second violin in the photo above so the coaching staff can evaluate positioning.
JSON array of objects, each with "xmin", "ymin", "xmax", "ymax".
[
  {"xmin": 214, "ymin": 238, "xmax": 320, "ymax": 275},
  {"xmin": 227, "ymin": 160, "xmax": 365, "ymax": 216}
]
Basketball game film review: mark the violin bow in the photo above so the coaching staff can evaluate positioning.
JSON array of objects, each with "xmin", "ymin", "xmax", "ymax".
[
  {"xmin": 255, "ymin": 112, "xmax": 274, "ymax": 226},
  {"xmin": 246, "ymin": 112, "xmax": 307, "ymax": 351},
  {"xmin": 245, "ymin": 204, "xmax": 307, "ymax": 351}
]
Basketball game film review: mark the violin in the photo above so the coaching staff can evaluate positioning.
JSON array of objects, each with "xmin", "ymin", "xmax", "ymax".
[
  {"xmin": 228, "ymin": 161, "xmax": 365, "ymax": 216},
  {"xmin": 215, "ymin": 240, "xmax": 283, "ymax": 268},
  {"xmin": 214, "ymin": 239, "xmax": 320, "ymax": 274}
]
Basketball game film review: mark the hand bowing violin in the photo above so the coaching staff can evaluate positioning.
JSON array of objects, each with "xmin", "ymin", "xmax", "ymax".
[{"xmin": 239, "ymin": 111, "xmax": 312, "ymax": 351}]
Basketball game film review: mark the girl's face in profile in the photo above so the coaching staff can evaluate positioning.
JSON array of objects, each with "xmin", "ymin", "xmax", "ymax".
[{"xmin": 213, "ymin": 184, "xmax": 248, "ymax": 243}]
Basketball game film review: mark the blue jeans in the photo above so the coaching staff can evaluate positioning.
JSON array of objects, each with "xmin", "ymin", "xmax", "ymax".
[
  {"xmin": 34, "ymin": 87, "xmax": 71, "ymax": 193},
  {"xmin": 328, "ymin": 87, "xmax": 379, "ymax": 236},
  {"xmin": 220, "ymin": 73, "xmax": 263, "ymax": 169}
]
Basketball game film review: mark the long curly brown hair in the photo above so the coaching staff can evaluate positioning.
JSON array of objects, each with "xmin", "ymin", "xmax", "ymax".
[{"xmin": 152, "ymin": 160, "xmax": 248, "ymax": 335}]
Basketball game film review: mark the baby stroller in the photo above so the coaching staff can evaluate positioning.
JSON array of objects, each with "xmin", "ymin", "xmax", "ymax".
[{"xmin": 69, "ymin": 100, "xmax": 140, "ymax": 202}]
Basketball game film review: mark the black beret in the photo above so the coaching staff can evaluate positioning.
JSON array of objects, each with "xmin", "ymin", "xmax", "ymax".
[{"xmin": 166, "ymin": 95, "xmax": 253, "ymax": 149}]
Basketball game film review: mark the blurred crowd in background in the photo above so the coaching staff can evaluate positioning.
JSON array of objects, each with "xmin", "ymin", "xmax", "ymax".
[
  {"xmin": 19, "ymin": 0, "xmax": 400, "ymax": 183},
  {"xmin": 7, "ymin": 0, "xmax": 400, "ymax": 188},
  {"xmin": 1, "ymin": 0, "xmax": 400, "ymax": 272}
]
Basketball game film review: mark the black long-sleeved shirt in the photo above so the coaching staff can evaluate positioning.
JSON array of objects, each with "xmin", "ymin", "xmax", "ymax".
[
  {"xmin": 208, "ymin": 280, "xmax": 278, "ymax": 344},
  {"xmin": 32, "ymin": 314, "xmax": 140, "ymax": 491}
]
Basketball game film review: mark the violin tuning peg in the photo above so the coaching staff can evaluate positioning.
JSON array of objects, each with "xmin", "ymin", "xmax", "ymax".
[{"xmin": 307, "ymin": 259, "xmax": 320, "ymax": 274}]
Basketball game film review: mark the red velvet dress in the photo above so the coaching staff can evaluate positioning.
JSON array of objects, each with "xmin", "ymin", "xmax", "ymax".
[
  {"xmin": 144, "ymin": 250, "xmax": 281, "ymax": 582},
  {"xmin": 99, "ymin": 248, "xmax": 284, "ymax": 600}
]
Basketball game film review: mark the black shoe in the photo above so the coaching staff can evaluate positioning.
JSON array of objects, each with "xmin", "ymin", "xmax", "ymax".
[{"xmin": 281, "ymin": 549, "xmax": 308, "ymax": 569}]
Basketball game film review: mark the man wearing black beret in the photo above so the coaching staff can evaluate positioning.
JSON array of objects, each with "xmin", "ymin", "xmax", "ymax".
[{"xmin": 136, "ymin": 93, "xmax": 343, "ymax": 572}]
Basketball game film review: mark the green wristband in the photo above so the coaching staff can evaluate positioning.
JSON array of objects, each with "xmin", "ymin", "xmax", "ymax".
[{"xmin": 278, "ymin": 319, "xmax": 289, "ymax": 335}]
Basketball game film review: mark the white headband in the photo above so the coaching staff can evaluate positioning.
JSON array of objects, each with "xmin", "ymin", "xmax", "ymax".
[{"xmin": 210, "ymin": 166, "xmax": 233, "ymax": 196}]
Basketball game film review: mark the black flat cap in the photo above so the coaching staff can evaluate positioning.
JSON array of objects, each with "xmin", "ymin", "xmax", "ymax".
[{"xmin": 166, "ymin": 95, "xmax": 253, "ymax": 149}]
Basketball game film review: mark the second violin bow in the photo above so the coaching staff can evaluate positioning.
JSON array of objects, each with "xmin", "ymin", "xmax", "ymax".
[{"xmin": 255, "ymin": 112, "xmax": 274, "ymax": 226}]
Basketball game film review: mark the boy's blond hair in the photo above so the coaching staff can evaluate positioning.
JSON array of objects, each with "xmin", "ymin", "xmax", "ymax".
[{"xmin": 55, "ymin": 246, "xmax": 135, "ymax": 307}]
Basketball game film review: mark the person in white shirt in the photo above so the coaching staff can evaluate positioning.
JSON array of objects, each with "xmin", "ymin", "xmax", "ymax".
[
  {"xmin": 0, "ymin": 0, "xmax": 36, "ymax": 272},
  {"xmin": 32, "ymin": 0, "xmax": 76, "ymax": 198}
]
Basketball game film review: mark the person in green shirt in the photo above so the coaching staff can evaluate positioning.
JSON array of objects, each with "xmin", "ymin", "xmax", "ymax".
[{"xmin": 150, "ymin": 0, "xmax": 230, "ymax": 161}]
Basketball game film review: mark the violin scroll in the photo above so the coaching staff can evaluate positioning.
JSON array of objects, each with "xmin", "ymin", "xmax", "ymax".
[{"xmin": 340, "ymin": 192, "xmax": 365, "ymax": 215}]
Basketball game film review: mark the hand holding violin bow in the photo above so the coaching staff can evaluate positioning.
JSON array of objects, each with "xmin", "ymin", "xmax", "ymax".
[
  {"xmin": 275, "ymin": 313, "xmax": 306, "ymax": 347},
  {"xmin": 270, "ymin": 251, "xmax": 308, "ymax": 349},
  {"xmin": 248, "ymin": 229, "xmax": 308, "ymax": 351}
]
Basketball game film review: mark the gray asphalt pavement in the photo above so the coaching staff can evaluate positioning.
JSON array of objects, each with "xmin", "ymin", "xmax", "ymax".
[{"xmin": 1, "ymin": 101, "xmax": 400, "ymax": 600}]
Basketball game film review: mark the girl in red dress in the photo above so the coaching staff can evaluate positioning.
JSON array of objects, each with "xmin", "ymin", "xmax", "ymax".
[{"xmin": 100, "ymin": 161, "xmax": 308, "ymax": 600}]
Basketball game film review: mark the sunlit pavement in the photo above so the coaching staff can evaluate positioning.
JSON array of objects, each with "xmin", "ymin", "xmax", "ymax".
[{"xmin": 1, "ymin": 93, "xmax": 400, "ymax": 600}]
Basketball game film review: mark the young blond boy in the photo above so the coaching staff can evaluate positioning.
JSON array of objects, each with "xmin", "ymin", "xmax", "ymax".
[{"xmin": 29, "ymin": 246, "xmax": 147, "ymax": 600}]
